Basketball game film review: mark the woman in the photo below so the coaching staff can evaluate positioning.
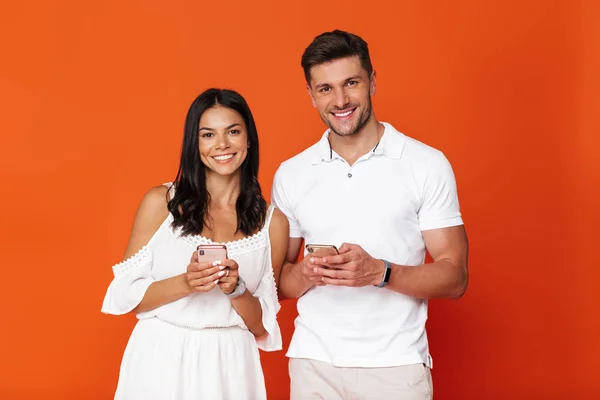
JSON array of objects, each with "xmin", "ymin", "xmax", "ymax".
[{"xmin": 101, "ymin": 88, "xmax": 288, "ymax": 399}]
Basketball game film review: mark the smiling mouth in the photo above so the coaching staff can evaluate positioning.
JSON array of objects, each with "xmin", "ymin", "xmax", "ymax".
[
  {"xmin": 331, "ymin": 107, "xmax": 357, "ymax": 119},
  {"xmin": 212, "ymin": 154, "xmax": 235, "ymax": 162}
]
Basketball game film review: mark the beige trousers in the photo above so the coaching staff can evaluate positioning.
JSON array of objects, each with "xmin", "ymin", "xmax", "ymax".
[{"xmin": 289, "ymin": 358, "xmax": 433, "ymax": 400}]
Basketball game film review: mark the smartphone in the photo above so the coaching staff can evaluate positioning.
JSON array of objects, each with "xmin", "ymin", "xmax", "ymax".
[
  {"xmin": 197, "ymin": 244, "xmax": 228, "ymax": 263},
  {"xmin": 305, "ymin": 244, "xmax": 339, "ymax": 257}
]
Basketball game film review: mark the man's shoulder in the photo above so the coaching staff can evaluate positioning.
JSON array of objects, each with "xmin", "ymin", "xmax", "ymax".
[
  {"xmin": 276, "ymin": 141, "xmax": 321, "ymax": 176},
  {"xmin": 401, "ymin": 133, "xmax": 445, "ymax": 165},
  {"xmin": 380, "ymin": 122, "xmax": 443, "ymax": 164},
  {"xmin": 394, "ymin": 130, "xmax": 444, "ymax": 169}
]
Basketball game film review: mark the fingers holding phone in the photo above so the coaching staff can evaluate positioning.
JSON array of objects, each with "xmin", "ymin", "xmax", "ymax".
[
  {"xmin": 185, "ymin": 259, "xmax": 222, "ymax": 292},
  {"xmin": 303, "ymin": 244, "xmax": 340, "ymax": 286},
  {"xmin": 213, "ymin": 259, "xmax": 239, "ymax": 295},
  {"xmin": 311, "ymin": 243, "xmax": 384, "ymax": 288},
  {"xmin": 306, "ymin": 244, "xmax": 339, "ymax": 265},
  {"xmin": 185, "ymin": 245, "xmax": 229, "ymax": 292}
]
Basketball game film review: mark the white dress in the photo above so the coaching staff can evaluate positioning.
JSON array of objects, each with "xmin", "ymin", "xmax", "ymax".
[{"xmin": 101, "ymin": 184, "xmax": 282, "ymax": 400}]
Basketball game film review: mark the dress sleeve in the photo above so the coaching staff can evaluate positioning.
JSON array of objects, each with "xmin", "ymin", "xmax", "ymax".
[
  {"xmin": 251, "ymin": 260, "xmax": 283, "ymax": 352},
  {"xmin": 101, "ymin": 246, "xmax": 155, "ymax": 315}
]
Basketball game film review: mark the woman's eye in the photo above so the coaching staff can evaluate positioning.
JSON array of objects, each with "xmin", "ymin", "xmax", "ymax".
[
  {"xmin": 200, "ymin": 132, "xmax": 213, "ymax": 138},
  {"xmin": 230, "ymin": 129, "xmax": 240, "ymax": 135}
]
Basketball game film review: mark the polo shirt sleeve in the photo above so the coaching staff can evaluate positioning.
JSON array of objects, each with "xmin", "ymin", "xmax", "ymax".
[
  {"xmin": 418, "ymin": 152, "xmax": 464, "ymax": 231},
  {"xmin": 271, "ymin": 165, "xmax": 303, "ymax": 238}
]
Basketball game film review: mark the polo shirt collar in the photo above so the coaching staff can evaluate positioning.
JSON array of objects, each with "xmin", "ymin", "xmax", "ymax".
[
  {"xmin": 373, "ymin": 122, "xmax": 405, "ymax": 159},
  {"xmin": 311, "ymin": 121, "xmax": 406, "ymax": 165}
]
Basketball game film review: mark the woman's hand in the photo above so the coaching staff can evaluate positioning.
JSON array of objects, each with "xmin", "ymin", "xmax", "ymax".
[
  {"xmin": 185, "ymin": 251, "xmax": 226, "ymax": 292},
  {"xmin": 212, "ymin": 259, "xmax": 240, "ymax": 295}
]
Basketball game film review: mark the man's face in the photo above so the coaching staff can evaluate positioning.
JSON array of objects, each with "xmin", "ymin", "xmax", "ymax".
[{"xmin": 307, "ymin": 56, "xmax": 376, "ymax": 137}]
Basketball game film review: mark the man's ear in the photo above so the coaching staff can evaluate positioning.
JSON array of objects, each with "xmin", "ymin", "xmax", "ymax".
[{"xmin": 370, "ymin": 70, "xmax": 377, "ymax": 96}]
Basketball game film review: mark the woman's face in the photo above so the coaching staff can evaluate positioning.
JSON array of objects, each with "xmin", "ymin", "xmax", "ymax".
[{"xmin": 198, "ymin": 106, "xmax": 249, "ymax": 177}]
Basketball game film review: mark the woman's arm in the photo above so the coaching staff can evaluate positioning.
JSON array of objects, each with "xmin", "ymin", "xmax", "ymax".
[
  {"xmin": 121, "ymin": 186, "xmax": 192, "ymax": 313},
  {"xmin": 224, "ymin": 209, "xmax": 289, "ymax": 337}
]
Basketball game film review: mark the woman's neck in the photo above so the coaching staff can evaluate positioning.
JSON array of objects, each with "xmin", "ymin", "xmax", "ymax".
[{"xmin": 205, "ymin": 170, "xmax": 241, "ymax": 209}]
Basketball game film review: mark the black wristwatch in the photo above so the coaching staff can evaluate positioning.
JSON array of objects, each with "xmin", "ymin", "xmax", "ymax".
[{"xmin": 375, "ymin": 260, "xmax": 392, "ymax": 288}]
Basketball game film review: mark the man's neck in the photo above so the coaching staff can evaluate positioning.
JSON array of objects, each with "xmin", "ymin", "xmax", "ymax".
[{"xmin": 329, "ymin": 117, "xmax": 384, "ymax": 166}]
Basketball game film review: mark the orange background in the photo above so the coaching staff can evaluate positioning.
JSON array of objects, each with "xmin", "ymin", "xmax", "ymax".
[{"xmin": 0, "ymin": 1, "xmax": 598, "ymax": 399}]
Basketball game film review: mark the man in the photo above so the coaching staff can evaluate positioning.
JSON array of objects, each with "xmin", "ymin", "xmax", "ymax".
[{"xmin": 271, "ymin": 30, "xmax": 468, "ymax": 400}]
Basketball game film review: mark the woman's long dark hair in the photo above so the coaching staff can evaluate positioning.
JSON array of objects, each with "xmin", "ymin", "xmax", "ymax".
[{"xmin": 168, "ymin": 88, "xmax": 268, "ymax": 237}]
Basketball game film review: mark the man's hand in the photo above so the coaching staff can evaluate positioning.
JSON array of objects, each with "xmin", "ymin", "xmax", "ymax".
[
  {"xmin": 310, "ymin": 243, "xmax": 385, "ymax": 287},
  {"xmin": 295, "ymin": 256, "xmax": 327, "ymax": 287}
]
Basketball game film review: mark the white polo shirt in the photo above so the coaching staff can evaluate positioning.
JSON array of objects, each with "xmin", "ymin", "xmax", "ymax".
[{"xmin": 271, "ymin": 122, "xmax": 463, "ymax": 368}]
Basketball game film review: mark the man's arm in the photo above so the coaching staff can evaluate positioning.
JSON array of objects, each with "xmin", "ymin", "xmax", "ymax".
[
  {"xmin": 278, "ymin": 237, "xmax": 326, "ymax": 299},
  {"xmin": 312, "ymin": 225, "xmax": 469, "ymax": 300},
  {"xmin": 278, "ymin": 238, "xmax": 310, "ymax": 299},
  {"xmin": 271, "ymin": 165, "xmax": 330, "ymax": 299},
  {"xmin": 385, "ymin": 225, "xmax": 468, "ymax": 299}
]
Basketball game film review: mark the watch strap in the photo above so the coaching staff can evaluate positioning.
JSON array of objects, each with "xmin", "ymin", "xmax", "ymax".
[
  {"xmin": 376, "ymin": 260, "xmax": 392, "ymax": 288},
  {"xmin": 227, "ymin": 275, "xmax": 246, "ymax": 299}
]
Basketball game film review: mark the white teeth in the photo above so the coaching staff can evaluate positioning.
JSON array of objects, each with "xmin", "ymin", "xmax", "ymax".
[
  {"xmin": 334, "ymin": 110, "xmax": 353, "ymax": 117},
  {"xmin": 213, "ymin": 154, "xmax": 234, "ymax": 161}
]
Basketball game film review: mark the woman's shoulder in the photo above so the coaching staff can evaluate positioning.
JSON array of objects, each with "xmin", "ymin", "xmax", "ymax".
[
  {"xmin": 142, "ymin": 184, "xmax": 171, "ymax": 209},
  {"xmin": 121, "ymin": 184, "xmax": 172, "ymax": 259},
  {"xmin": 267, "ymin": 204, "xmax": 289, "ymax": 233},
  {"xmin": 135, "ymin": 184, "xmax": 171, "ymax": 227}
]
